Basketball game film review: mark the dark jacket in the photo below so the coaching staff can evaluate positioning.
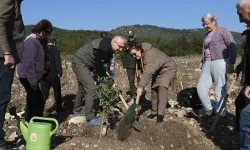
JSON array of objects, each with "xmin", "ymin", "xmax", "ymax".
[
  {"xmin": 235, "ymin": 29, "xmax": 250, "ymax": 85},
  {"xmin": 138, "ymin": 42, "xmax": 177, "ymax": 89},
  {"xmin": 121, "ymin": 40, "xmax": 139, "ymax": 69},
  {"xmin": 0, "ymin": 0, "xmax": 25, "ymax": 63},
  {"xmin": 43, "ymin": 43, "xmax": 63, "ymax": 79},
  {"xmin": 72, "ymin": 38, "xmax": 114, "ymax": 77}
]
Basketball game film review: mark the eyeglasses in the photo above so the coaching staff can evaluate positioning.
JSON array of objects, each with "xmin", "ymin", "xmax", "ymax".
[{"xmin": 115, "ymin": 41, "xmax": 124, "ymax": 49}]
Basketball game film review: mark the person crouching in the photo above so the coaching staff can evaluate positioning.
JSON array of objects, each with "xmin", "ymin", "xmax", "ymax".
[{"xmin": 128, "ymin": 43, "xmax": 177, "ymax": 122}]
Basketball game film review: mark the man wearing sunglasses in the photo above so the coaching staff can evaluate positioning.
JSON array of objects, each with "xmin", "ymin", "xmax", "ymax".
[
  {"xmin": 121, "ymin": 30, "xmax": 141, "ymax": 98},
  {"xmin": 72, "ymin": 35, "xmax": 126, "ymax": 126},
  {"xmin": 0, "ymin": 0, "xmax": 25, "ymax": 149}
]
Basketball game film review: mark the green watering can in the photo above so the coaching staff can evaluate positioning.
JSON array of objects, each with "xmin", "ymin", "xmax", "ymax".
[{"xmin": 20, "ymin": 116, "xmax": 59, "ymax": 150}]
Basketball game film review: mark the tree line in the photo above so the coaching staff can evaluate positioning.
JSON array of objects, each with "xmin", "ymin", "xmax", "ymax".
[{"xmin": 24, "ymin": 25, "xmax": 243, "ymax": 57}]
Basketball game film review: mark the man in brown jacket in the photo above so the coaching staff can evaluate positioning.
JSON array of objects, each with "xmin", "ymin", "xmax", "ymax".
[
  {"xmin": 128, "ymin": 42, "xmax": 177, "ymax": 122},
  {"xmin": 0, "ymin": 0, "xmax": 24, "ymax": 149}
]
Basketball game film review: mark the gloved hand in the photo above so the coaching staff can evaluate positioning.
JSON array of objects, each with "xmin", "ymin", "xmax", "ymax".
[{"xmin": 226, "ymin": 64, "xmax": 234, "ymax": 74}]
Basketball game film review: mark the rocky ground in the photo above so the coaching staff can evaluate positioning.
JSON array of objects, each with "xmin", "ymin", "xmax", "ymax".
[{"xmin": 3, "ymin": 55, "xmax": 242, "ymax": 150}]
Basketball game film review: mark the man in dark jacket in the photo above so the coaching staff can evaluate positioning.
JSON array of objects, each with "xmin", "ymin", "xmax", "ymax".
[
  {"xmin": 40, "ymin": 37, "xmax": 63, "ymax": 113},
  {"xmin": 233, "ymin": 27, "xmax": 250, "ymax": 132},
  {"xmin": 0, "ymin": 0, "xmax": 25, "ymax": 149},
  {"xmin": 236, "ymin": 2, "xmax": 250, "ymax": 148},
  {"xmin": 72, "ymin": 35, "xmax": 126, "ymax": 126},
  {"xmin": 121, "ymin": 30, "xmax": 138, "ymax": 98}
]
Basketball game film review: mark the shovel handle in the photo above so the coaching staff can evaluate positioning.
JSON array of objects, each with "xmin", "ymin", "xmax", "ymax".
[
  {"xmin": 106, "ymin": 71, "xmax": 129, "ymax": 110},
  {"xmin": 30, "ymin": 117, "xmax": 59, "ymax": 136},
  {"xmin": 119, "ymin": 94, "xmax": 129, "ymax": 110}
]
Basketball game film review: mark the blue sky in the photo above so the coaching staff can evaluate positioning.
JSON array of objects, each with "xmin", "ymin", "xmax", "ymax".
[{"xmin": 21, "ymin": 0, "xmax": 245, "ymax": 32}]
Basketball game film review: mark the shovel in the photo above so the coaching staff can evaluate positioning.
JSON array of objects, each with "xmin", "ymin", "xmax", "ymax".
[
  {"xmin": 210, "ymin": 79, "xmax": 236, "ymax": 133},
  {"xmin": 117, "ymin": 93, "xmax": 144, "ymax": 141}
]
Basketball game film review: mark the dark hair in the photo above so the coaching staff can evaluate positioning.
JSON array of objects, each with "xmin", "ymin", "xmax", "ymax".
[
  {"xmin": 128, "ymin": 43, "xmax": 142, "ymax": 52},
  {"xmin": 32, "ymin": 19, "xmax": 53, "ymax": 34},
  {"xmin": 48, "ymin": 36, "xmax": 57, "ymax": 44}
]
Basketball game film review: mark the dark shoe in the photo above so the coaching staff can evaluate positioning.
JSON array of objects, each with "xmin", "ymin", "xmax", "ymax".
[
  {"xmin": 147, "ymin": 114, "xmax": 157, "ymax": 119},
  {"xmin": 0, "ymin": 141, "xmax": 7, "ymax": 150},
  {"xmin": 157, "ymin": 115, "xmax": 164, "ymax": 122},
  {"xmin": 198, "ymin": 110, "xmax": 213, "ymax": 119}
]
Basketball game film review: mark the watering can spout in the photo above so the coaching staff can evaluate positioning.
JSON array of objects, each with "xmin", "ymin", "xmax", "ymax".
[{"xmin": 20, "ymin": 121, "xmax": 28, "ymax": 142}]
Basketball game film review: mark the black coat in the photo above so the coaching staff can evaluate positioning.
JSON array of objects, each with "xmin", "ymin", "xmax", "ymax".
[
  {"xmin": 43, "ymin": 44, "xmax": 63, "ymax": 79},
  {"xmin": 121, "ymin": 40, "xmax": 138, "ymax": 69},
  {"xmin": 235, "ymin": 29, "xmax": 250, "ymax": 85}
]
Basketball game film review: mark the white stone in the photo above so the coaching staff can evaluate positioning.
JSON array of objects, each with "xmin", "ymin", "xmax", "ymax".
[
  {"xmin": 7, "ymin": 132, "xmax": 18, "ymax": 141},
  {"xmin": 68, "ymin": 116, "xmax": 86, "ymax": 125},
  {"xmin": 5, "ymin": 113, "xmax": 11, "ymax": 120}
]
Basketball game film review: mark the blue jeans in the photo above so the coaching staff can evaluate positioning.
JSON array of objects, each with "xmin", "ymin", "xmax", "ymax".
[
  {"xmin": 0, "ymin": 58, "xmax": 15, "ymax": 142},
  {"xmin": 240, "ymin": 104, "xmax": 250, "ymax": 150}
]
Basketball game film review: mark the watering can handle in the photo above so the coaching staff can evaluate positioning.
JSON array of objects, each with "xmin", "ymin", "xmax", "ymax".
[{"xmin": 30, "ymin": 117, "xmax": 59, "ymax": 136}]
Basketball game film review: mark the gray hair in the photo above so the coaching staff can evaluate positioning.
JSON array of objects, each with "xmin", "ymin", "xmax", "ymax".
[
  {"xmin": 202, "ymin": 13, "xmax": 217, "ymax": 23},
  {"xmin": 236, "ymin": 0, "xmax": 250, "ymax": 8},
  {"xmin": 112, "ymin": 35, "xmax": 127, "ymax": 43}
]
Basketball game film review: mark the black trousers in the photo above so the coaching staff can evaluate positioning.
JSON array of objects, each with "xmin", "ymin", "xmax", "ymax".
[
  {"xmin": 0, "ymin": 58, "xmax": 14, "ymax": 141},
  {"xmin": 126, "ymin": 68, "xmax": 136, "ymax": 95},
  {"xmin": 40, "ymin": 76, "xmax": 62, "ymax": 112},
  {"xmin": 19, "ymin": 78, "xmax": 44, "ymax": 122},
  {"xmin": 235, "ymin": 86, "xmax": 248, "ymax": 132}
]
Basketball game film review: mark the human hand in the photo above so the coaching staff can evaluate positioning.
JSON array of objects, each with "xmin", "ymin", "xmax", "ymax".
[
  {"xmin": 31, "ymin": 84, "xmax": 38, "ymax": 91},
  {"xmin": 110, "ymin": 66, "xmax": 114, "ymax": 71},
  {"xmin": 232, "ymin": 73, "xmax": 239, "ymax": 81},
  {"xmin": 4, "ymin": 54, "xmax": 15, "ymax": 69},
  {"xmin": 137, "ymin": 87, "xmax": 143, "ymax": 96},
  {"xmin": 199, "ymin": 62, "xmax": 203, "ymax": 70},
  {"xmin": 245, "ymin": 86, "xmax": 250, "ymax": 100}
]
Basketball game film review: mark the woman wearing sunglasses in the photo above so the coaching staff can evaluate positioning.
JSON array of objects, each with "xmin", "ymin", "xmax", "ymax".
[
  {"xmin": 16, "ymin": 19, "xmax": 53, "ymax": 122},
  {"xmin": 128, "ymin": 43, "xmax": 177, "ymax": 122}
]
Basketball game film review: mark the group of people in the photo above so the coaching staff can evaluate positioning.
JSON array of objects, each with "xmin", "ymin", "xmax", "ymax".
[{"xmin": 1, "ymin": 0, "xmax": 250, "ymax": 149}]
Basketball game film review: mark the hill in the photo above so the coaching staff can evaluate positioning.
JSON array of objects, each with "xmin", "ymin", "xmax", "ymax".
[
  {"xmin": 111, "ymin": 24, "xmax": 243, "ymax": 43},
  {"xmin": 24, "ymin": 24, "xmax": 243, "ymax": 56}
]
